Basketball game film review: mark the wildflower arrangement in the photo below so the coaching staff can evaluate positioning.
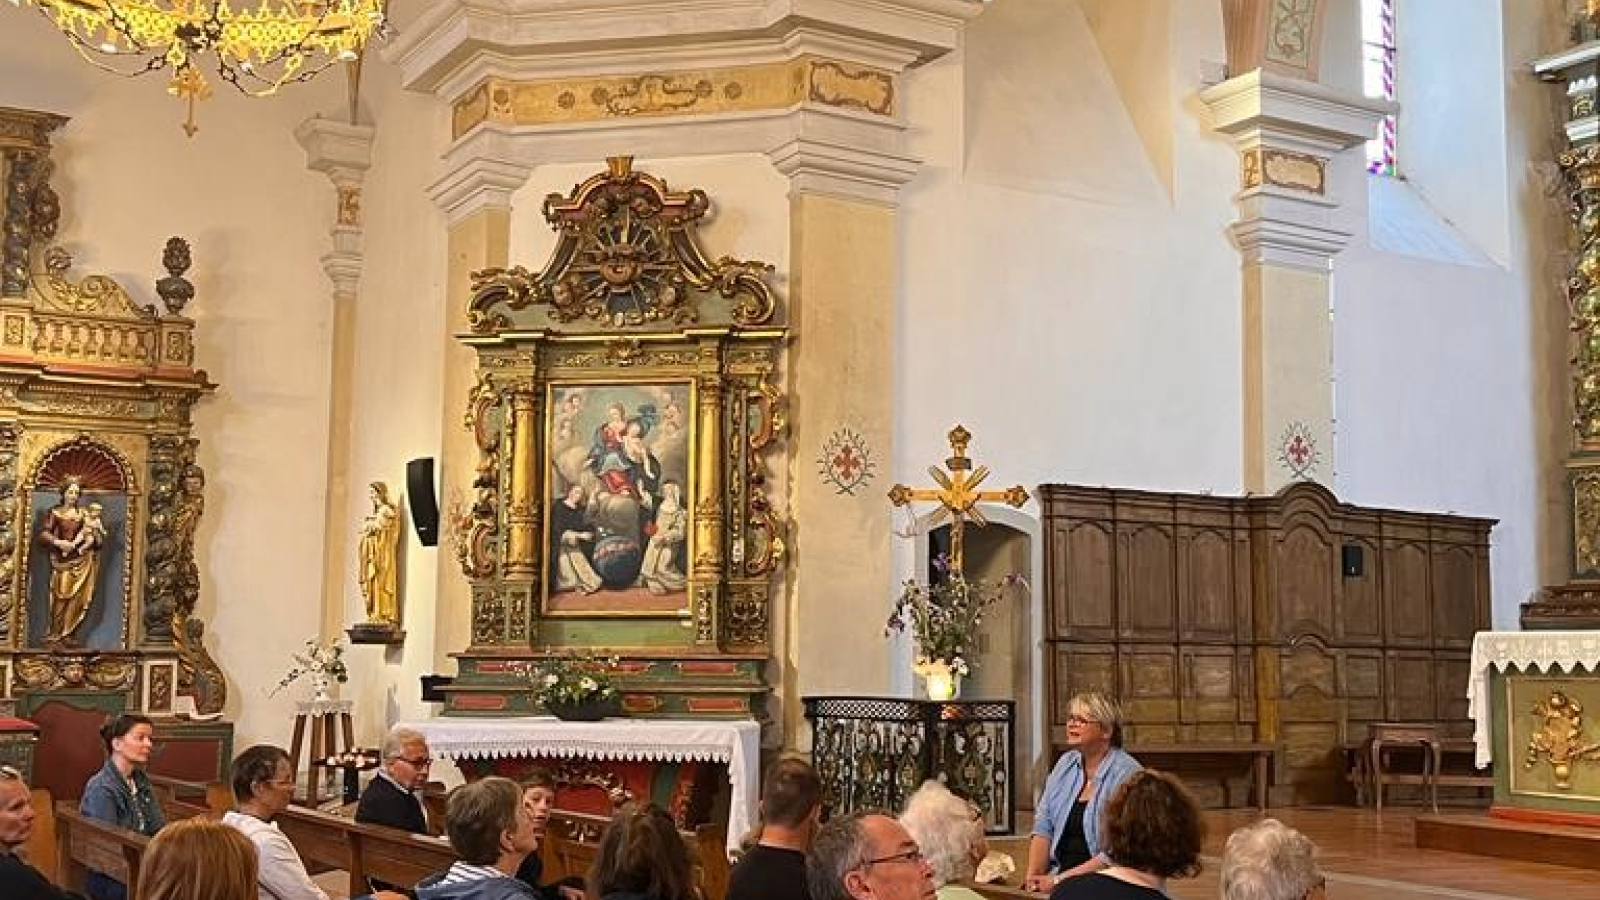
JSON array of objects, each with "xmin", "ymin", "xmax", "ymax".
[
  {"xmin": 528, "ymin": 652, "xmax": 621, "ymax": 709},
  {"xmin": 270, "ymin": 638, "xmax": 350, "ymax": 697},
  {"xmin": 884, "ymin": 556, "xmax": 1026, "ymax": 677}
]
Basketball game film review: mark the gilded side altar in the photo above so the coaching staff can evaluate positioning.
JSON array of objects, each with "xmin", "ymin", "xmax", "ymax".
[{"xmin": 441, "ymin": 157, "xmax": 787, "ymax": 718}]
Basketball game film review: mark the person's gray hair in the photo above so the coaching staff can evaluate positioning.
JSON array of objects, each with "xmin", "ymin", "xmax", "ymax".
[
  {"xmin": 1220, "ymin": 818, "xmax": 1323, "ymax": 900},
  {"xmin": 1069, "ymin": 692, "xmax": 1127, "ymax": 747},
  {"xmin": 380, "ymin": 725, "xmax": 426, "ymax": 762},
  {"xmin": 805, "ymin": 810, "xmax": 879, "ymax": 900},
  {"xmin": 898, "ymin": 781, "xmax": 980, "ymax": 887}
]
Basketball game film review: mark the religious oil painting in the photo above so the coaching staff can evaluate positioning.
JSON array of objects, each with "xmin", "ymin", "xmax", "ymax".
[{"xmin": 545, "ymin": 381, "xmax": 693, "ymax": 616}]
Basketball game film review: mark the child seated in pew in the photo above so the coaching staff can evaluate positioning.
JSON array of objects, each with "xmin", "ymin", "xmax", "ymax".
[{"xmin": 513, "ymin": 770, "xmax": 585, "ymax": 900}]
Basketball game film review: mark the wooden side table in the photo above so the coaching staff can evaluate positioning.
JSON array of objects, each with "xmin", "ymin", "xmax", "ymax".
[
  {"xmin": 289, "ymin": 699, "xmax": 354, "ymax": 806},
  {"xmin": 1367, "ymin": 722, "xmax": 1440, "ymax": 812}
]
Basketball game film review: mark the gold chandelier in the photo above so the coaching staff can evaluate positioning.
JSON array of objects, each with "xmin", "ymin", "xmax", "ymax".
[{"xmin": 8, "ymin": 1, "xmax": 388, "ymax": 136}]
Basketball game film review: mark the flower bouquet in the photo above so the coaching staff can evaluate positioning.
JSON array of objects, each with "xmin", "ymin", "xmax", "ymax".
[
  {"xmin": 885, "ymin": 556, "xmax": 1026, "ymax": 699},
  {"xmin": 528, "ymin": 652, "xmax": 622, "ymax": 721},
  {"xmin": 271, "ymin": 638, "xmax": 350, "ymax": 701}
]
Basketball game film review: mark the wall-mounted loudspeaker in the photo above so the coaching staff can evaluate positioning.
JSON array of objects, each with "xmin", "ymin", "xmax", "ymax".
[
  {"xmin": 1341, "ymin": 543, "xmax": 1364, "ymax": 578},
  {"xmin": 407, "ymin": 457, "xmax": 440, "ymax": 547}
]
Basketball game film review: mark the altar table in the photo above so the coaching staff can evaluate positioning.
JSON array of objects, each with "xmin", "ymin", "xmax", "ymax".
[
  {"xmin": 400, "ymin": 716, "xmax": 759, "ymax": 856},
  {"xmin": 1468, "ymin": 629, "xmax": 1600, "ymax": 823}
]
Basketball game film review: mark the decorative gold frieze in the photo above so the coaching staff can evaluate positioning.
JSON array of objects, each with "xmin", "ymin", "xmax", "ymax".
[
  {"xmin": 13, "ymin": 652, "xmax": 136, "ymax": 691},
  {"xmin": 451, "ymin": 56, "xmax": 895, "ymax": 137},
  {"xmin": 1241, "ymin": 147, "xmax": 1326, "ymax": 195}
]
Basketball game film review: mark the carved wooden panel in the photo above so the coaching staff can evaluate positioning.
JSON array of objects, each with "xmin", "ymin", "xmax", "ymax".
[
  {"xmin": 1337, "ymin": 529, "xmax": 1382, "ymax": 645},
  {"xmin": 1178, "ymin": 526, "xmax": 1237, "ymax": 642},
  {"xmin": 1385, "ymin": 651, "xmax": 1438, "ymax": 721},
  {"xmin": 1050, "ymin": 520, "xmax": 1115, "ymax": 641},
  {"xmin": 1383, "ymin": 527, "xmax": 1432, "ymax": 647},
  {"xmin": 1041, "ymin": 482, "xmax": 1494, "ymax": 803},
  {"xmin": 1276, "ymin": 524, "xmax": 1336, "ymax": 641},
  {"xmin": 1431, "ymin": 542, "xmax": 1483, "ymax": 649},
  {"xmin": 1118, "ymin": 523, "xmax": 1176, "ymax": 640}
]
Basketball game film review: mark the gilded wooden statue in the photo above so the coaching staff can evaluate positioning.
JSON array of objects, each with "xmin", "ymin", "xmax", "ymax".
[{"xmin": 360, "ymin": 481, "xmax": 400, "ymax": 626}]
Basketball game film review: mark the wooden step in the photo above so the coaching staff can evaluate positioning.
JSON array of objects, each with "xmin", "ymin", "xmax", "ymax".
[{"xmin": 1415, "ymin": 813, "xmax": 1600, "ymax": 871}]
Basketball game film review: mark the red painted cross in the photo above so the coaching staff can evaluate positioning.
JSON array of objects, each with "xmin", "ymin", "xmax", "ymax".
[
  {"xmin": 832, "ymin": 444, "xmax": 862, "ymax": 481},
  {"xmin": 1287, "ymin": 436, "xmax": 1312, "ymax": 468}
]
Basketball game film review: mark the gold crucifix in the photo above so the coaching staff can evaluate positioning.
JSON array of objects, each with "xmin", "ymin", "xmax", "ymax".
[{"xmin": 888, "ymin": 425, "xmax": 1029, "ymax": 576}]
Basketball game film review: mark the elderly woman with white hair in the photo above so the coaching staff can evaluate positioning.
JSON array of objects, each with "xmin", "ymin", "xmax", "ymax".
[
  {"xmin": 1220, "ymin": 819, "xmax": 1327, "ymax": 900},
  {"xmin": 899, "ymin": 780, "xmax": 989, "ymax": 900}
]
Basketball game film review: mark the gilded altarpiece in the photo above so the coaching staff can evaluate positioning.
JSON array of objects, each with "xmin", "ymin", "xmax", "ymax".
[
  {"xmin": 0, "ymin": 107, "xmax": 227, "ymax": 752},
  {"xmin": 447, "ymin": 158, "xmax": 786, "ymax": 718}
]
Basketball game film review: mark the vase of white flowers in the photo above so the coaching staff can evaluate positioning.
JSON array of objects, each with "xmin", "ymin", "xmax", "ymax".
[
  {"xmin": 529, "ymin": 652, "xmax": 621, "ymax": 721},
  {"xmin": 885, "ymin": 555, "xmax": 1026, "ymax": 700},
  {"xmin": 272, "ymin": 639, "xmax": 349, "ymax": 702}
]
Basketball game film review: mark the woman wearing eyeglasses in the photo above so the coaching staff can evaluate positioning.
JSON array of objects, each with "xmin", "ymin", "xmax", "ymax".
[
  {"xmin": 899, "ymin": 780, "xmax": 989, "ymax": 900},
  {"xmin": 79, "ymin": 714, "xmax": 165, "ymax": 900},
  {"xmin": 1048, "ymin": 770, "xmax": 1203, "ymax": 900},
  {"xmin": 1023, "ymin": 693, "xmax": 1141, "ymax": 894}
]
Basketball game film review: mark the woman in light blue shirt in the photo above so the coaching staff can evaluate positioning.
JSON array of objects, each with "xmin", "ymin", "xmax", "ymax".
[{"xmin": 1024, "ymin": 693, "xmax": 1141, "ymax": 893}]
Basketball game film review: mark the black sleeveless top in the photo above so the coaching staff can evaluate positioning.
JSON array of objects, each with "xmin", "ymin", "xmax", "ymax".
[{"xmin": 1053, "ymin": 798, "xmax": 1093, "ymax": 871}]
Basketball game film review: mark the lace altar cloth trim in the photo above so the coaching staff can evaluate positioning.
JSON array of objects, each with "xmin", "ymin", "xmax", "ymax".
[
  {"xmin": 398, "ymin": 716, "xmax": 760, "ymax": 856},
  {"xmin": 1468, "ymin": 630, "xmax": 1600, "ymax": 768},
  {"xmin": 295, "ymin": 699, "xmax": 354, "ymax": 717}
]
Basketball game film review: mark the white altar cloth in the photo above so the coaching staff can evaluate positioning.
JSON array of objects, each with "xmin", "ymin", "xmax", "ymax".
[
  {"xmin": 399, "ymin": 716, "xmax": 759, "ymax": 856},
  {"xmin": 1468, "ymin": 629, "xmax": 1600, "ymax": 768}
]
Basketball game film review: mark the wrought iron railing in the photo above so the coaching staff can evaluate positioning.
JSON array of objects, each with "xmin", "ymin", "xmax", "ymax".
[{"xmin": 802, "ymin": 696, "xmax": 1014, "ymax": 835}]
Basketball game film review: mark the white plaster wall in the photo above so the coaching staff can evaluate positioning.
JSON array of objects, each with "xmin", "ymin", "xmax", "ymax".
[
  {"xmin": 0, "ymin": 14, "xmax": 343, "ymax": 748},
  {"xmin": 329, "ymin": 36, "xmax": 453, "ymax": 742},
  {"xmin": 896, "ymin": 0, "xmax": 1243, "ymax": 502},
  {"xmin": 1329, "ymin": 0, "xmax": 1564, "ymax": 627}
]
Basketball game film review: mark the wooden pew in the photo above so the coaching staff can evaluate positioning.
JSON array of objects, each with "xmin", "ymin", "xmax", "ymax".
[
  {"xmin": 275, "ymin": 803, "xmax": 457, "ymax": 896},
  {"xmin": 147, "ymin": 773, "xmax": 232, "ymax": 820},
  {"xmin": 1125, "ymin": 743, "xmax": 1277, "ymax": 811},
  {"xmin": 542, "ymin": 809, "xmax": 730, "ymax": 900},
  {"xmin": 53, "ymin": 803, "xmax": 149, "ymax": 899}
]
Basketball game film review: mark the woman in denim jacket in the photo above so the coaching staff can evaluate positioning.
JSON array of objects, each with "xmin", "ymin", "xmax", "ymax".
[
  {"xmin": 80, "ymin": 714, "xmax": 165, "ymax": 900},
  {"xmin": 1024, "ymin": 693, "xmax": 1141, "ymax": 893}
]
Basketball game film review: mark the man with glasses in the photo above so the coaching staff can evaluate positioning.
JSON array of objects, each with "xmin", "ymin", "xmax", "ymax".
[
  {"xmin": 0, "ymin": 764, "xmax": 86, "ymax": 899},
  {"xmin": 806, "ymin": 810, "xmax": 937, "ymax": 900},
  {"xmin": 357, "ymin": 726, "xmax": 433, "ymax": 835}
]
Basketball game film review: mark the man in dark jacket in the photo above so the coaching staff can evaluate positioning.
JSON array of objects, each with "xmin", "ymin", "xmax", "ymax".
[
  {"xmin": 417, "ymin": 777, "xmax": 542, "ymax": 900},
  {"xmin": 357, "ymin": 725, "xmax": 432, "ymax": 834},
  {"xmin": 727, "ymin": 757, "xmax": 821, "ymax": 900},
  {"xmin": 0, "ymin": 765, "xmax": 86, "ymax": 900}
]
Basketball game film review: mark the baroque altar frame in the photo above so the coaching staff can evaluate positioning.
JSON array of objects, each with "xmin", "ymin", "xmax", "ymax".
[
  {"xmin": 445, "ymin": 157, "xmax": 786, "ymax": 718},
  {"xmin": 0, "ymin": 107, "xmax": 224, "ymax": 721}
]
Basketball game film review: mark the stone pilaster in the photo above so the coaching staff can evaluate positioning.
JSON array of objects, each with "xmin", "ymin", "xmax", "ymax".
[
  {"xmin": 297, "ymin": 118, "xmax": 376, "ymax": 639},
  {"xmin": 1200, "ymin": 71, "xmax": 1390, "ymax": 493}
]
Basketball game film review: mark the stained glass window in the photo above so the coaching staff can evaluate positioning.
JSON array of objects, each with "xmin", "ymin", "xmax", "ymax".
[{"xmin": 1361, "ymin": 0, "xmax": 1398, "ymax": 175}]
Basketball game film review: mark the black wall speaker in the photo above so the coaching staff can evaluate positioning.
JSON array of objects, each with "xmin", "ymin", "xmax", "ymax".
[
  {"xmin": 1341, "ymin": 543, "xmax": 1364, "ymax": 578},
  {"xmin": 407, "ymin": 457, "xmax": 440, "ymax": 547}
]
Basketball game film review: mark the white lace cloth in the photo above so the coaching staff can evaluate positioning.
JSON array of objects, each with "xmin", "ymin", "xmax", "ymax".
[
  {"xmin": 296, "ymin": 698, "xmax": 354, "ymax": 717},
  {"xmin": 398, "ymin": 716, "xmax": 759, "ymax": 856},
  {"xmin": 1468, "ymin": 630, "xmax": 1600, "ymax": 768}
]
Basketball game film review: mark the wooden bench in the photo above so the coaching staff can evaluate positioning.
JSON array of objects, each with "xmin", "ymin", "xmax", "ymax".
[
  {"xmin": 53, "ymin": 803, "xmax": 150, "ymax": 899},
  {"xmin": 1125, "ymin": 743, "xmax": 1276, "ymax": 811},
  {"xmin": 148, "ymin": 773, "xmax": 233, "ymax": 820},
  {"xmin": 276, "ymin": 803, "xmax": 459, "ymax": 896}
]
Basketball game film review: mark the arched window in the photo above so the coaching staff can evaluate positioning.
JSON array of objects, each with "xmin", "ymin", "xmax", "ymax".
[{"xmin": 1361, "ymin": 0, "xmax": 1398, "ymax": 175}]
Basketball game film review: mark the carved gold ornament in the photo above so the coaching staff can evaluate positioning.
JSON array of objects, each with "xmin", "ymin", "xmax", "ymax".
[
  {"xmin": 468, "ymin": 156, "xmax": 776, "ymax": 332},
  {"xmin": 1524, "ymin": 690, "xmax": 1600, "ymax": 789}
]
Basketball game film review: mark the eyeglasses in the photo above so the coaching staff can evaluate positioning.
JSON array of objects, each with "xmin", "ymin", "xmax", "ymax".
[
  {"xmin": 398, "ymin": 756, "xmax": 432, "ymax": 768},
  {"xmin": 863, "ymin": 848, "xmax": 925, "ymax": 867},
  {"xmin": 1065, "ymin": 715, "xmax": 1100, "ymax": 726}
]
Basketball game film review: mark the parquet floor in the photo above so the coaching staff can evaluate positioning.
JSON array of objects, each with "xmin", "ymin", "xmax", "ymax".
[{"xmin": 1170, "ymin": 808, "xmax": 1600, "ymax": 900}]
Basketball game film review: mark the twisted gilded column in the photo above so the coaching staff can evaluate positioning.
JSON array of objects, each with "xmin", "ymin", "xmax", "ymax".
[{"xmin": 1563, "ymin": 145, "xmax": 1600, "ymax": 577}]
